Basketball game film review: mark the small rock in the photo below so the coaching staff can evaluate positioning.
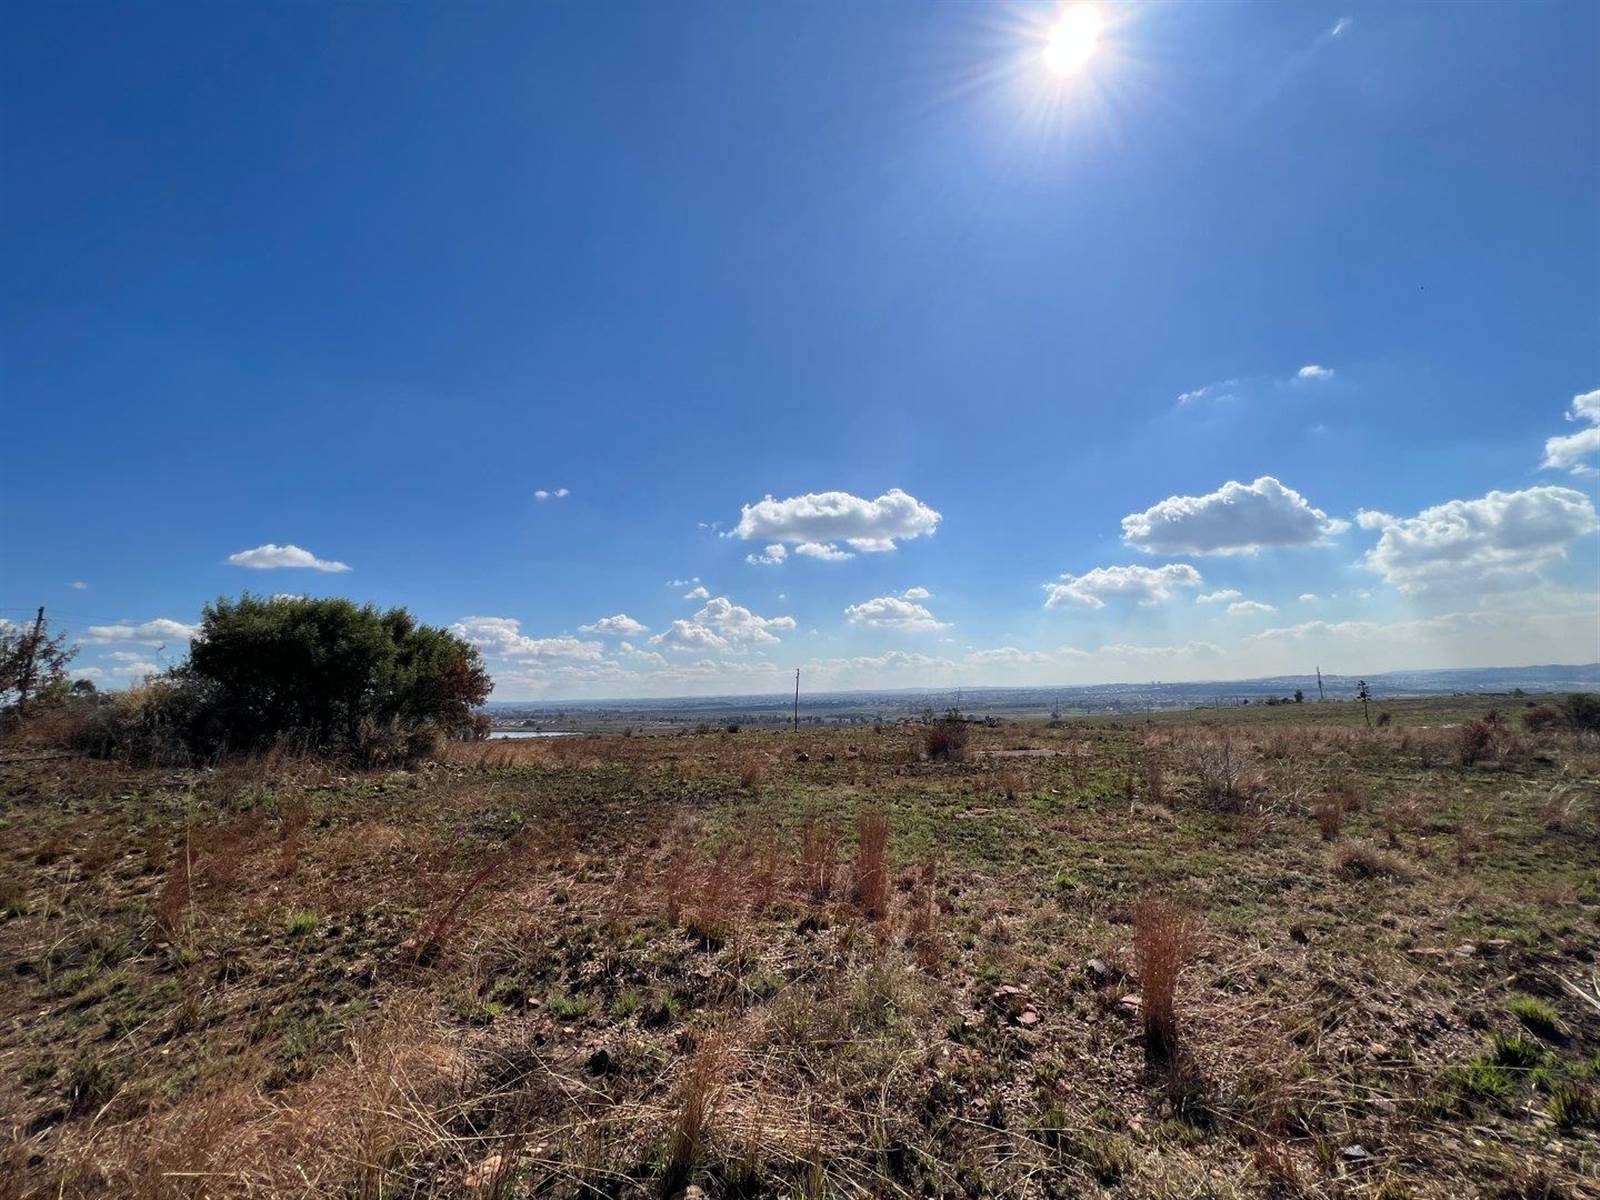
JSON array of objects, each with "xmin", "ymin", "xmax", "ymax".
[
  {"xmin": 463, "ymin": 1154, "xmax": 504, "ymax": 1189},
  {"xmin": 683, "ymin": 1187, "xmax": 706, "ymax": 1200},
  {"xmin": 1018, "ymin": 1010, "xmax": 1040, "ymax": 1027},
  {"xmin": 991, "ymin": 985, "xmax": 1029, "ymax": 1015},
  {"xmin": 1117, "ymin": 993, "xmax": 1142, "ymax": 1015},
  {"xmin": 1454, "ymin": 943, "xmax": 1477, "ymax": 958},
  {"xmin": 1340, "ymin": 1144, "xmax": 1371, "ymax": 1162},
  {"xmin": 1085, "ymin": 958, "xmax": 1110, "ymax": 985},
  {"xmin": 795, "ymin": 752, "xmax": 810, "ymax": 763}
]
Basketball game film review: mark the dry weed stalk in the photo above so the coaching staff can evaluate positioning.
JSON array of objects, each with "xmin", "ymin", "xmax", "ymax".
[
  {"xmin": 413, "ymin": 829, "xmax": 535, "ymax": 964},
  {"xmin": 850, "ymin": 810, "xmax": 890, "ymax": 921},
  {"xmin": 663, "ymin": 1032, "xmax": 726, "ymax": 1194},
  {"xmin": 1313, "ymin": 797, "xmax": 1343, "ymax": 841},
  {"xmin": 1132, "ymin": 895, "xmax": 1198, "ymax": 1061},
  {"xmin": 799, "ymin": 815, "xmax": 839, "ymax": 905}
]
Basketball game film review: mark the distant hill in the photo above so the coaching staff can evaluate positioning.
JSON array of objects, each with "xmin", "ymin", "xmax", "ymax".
[{"xmin": 485, "ymin": 662, "xmax": 1600, "ymax": 722}]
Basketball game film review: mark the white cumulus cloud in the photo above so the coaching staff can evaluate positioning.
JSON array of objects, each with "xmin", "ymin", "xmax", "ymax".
[
  {"xmin": 578, "ymin": 613, "xmax": 648, "ymax": 636},
  {"xmin": 730, "ymin": 488, "xmax": 941, "ymax": 552},
  {"xmin": 449, "ymin": 616, "xmax": 603, "ymax": 661},
  {"xmin": 82, "ymin": 618, "xmax": 199, "ymax": 645},
  {"xmin": 1043, "ymin": 564, "xmax": 1203, "ymax": 610},
  {"xmin": 1358, "ymin": 485, "xmax": 1599, "ymax": 594},
  {"xmin": 1541, "ymin": 388, "xmax": 1600, "ymax": 476},
  {"xmin": 534, "ymin": 487, "xmax": 570, "ymax": 500},
  {"xmin": 1121, "ymin": 476, "xmax": 1348, "ymax": 556},
  {"xmin": 649, "ymin": 596, "xmax": 795, "ymax": 650},
  {"xmin": 227, "ymin": 543, "xmax": 351, "ymax": 572},
  {"xmin": 683, "ymin": 585, "xmax": 710, "ymax": 600},
  {"xmin": 1195, "ymin": 589, "xmax": 1242, "ymax": 604},
  {"xmin": 902, "ymin": 586, "xmax": 931, "ymax": 600},
  {"xmin": 1296, "ymin": 364, "xmax": 1334, "ymax": 380},
  {"xmin": 746, "ymin": 544, "xmax": 787, "ymax": 565},
  {"xmin": 648, "ymin": 620, "xmax": 730, "ymax": 652},
  {"xmin": 843, "ymin": 595, "xmax": 950, "ymax": 633}
]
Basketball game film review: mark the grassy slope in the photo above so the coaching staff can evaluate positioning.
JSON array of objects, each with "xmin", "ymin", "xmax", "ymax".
[{"xmin": 1, "ymin": 701, "xmax": 1597, "ymax": 1198}]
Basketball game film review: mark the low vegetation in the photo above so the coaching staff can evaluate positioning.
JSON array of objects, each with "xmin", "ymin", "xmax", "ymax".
[{"xmin": 1, "ymin": 690, "xmax": 1597, "ymax": 1197}]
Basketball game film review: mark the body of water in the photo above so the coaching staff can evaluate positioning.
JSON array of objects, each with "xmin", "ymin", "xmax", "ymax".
[{"xmin": 488, "ymin": 729, "xmax": 580, "ymax": 740}]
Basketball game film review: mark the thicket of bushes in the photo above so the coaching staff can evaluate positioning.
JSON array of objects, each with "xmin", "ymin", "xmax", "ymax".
[
  {"xmin": 1521, "ymin": 693, "xmax": 1600, "ymax": 735},
  {"xmin": 73, "ymin": 595, "xmax": 491, "ymax": 765}
]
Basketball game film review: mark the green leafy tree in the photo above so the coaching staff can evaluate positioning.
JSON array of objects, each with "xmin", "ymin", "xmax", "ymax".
[
  {"xmin": 1356, "ymin": 680, "xmax": 1372, "ymax": 728},
  {"xmin": 0, "ymin": 615, "xmax": 77, "ymax": 714},
  {"xmin": 182, "ymin": 595, "xmax": 491, "ymax": 753}
]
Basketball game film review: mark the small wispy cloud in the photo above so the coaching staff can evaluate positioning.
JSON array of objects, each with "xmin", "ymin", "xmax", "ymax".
[
  {"xmin": 1331, "ymin": 16, "xmax": 1352, "ymax": 37},
  {"xmin": 71, "ymin": 581, "xmax": 88, "ymax": 590},
  {"xmin": 534, "ymin": 487, "xmax": 570, "ymax": 501},
  {"xmin": 1296, "ymin": 364, "xmax": 1334, "ymax": 381}
]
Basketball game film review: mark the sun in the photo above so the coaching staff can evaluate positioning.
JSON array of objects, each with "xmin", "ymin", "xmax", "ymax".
[{"xmin": 1042, "ymin": 4, "xmax": 1104, "ymax": 76}]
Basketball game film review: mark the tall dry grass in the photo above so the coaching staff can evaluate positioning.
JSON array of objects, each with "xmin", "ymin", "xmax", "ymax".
[
  {"xmin": 1132, "ymin": 895, "xmax": 1198, "ymax": 1061},
  {"xmin": 850, "ymin": 811, "xmax": 890, "ymax": 922}
]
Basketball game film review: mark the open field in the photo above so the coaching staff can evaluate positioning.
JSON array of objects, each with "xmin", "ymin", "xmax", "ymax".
[{"xmin": 2, "ymin": 702, "xmax": 1598, "ymax": 1198}]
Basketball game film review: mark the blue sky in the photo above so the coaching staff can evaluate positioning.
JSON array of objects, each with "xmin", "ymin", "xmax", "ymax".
[{"xmin": 4, "ymin": 1, "xmax": 1597, "ymax": 698}]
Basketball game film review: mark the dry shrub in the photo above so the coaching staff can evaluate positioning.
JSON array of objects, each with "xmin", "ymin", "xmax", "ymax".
[
  {"xmin": 1312, "ymin": 798, "xmax": 1343, "ymax": 842},
  {"xmin": 687, "ymin": 844, "xmax": 741, "ymax": 947},
  {"xmin": 850, "ymin": 810, "xmax": 890, "ymax": 921},
  {"xmin": 738, "ymin": 755, "xmax": 768, "ymax": 792},
  {"xmin": 1142, "ymin": 751, "xmax": 1166, "ymax": 807},
  {"xmin": 904, "ymin": 860, "xmax": 943, "ymax": 970},
  {"xmin": 799, "ymin": 815, "xmax": 839, "ymax": 905},
  {"xmin": 748, "ymin": 834, "xmax": 783, "ymax": 913},
  {"xmin": 1457, "ymin": 712, "xmax": 1507, "ymax": 765},
  {"xmin": 413, "ymin": 827, "xmax": 537, "ymax": 963},
  {"xmin": 1330, "ymin": 776, "xmax": 1363, "ymax": 812},
  {"xmin": 1177, "ymin": 729, "xmax": 1263, "ymax": 811},
  {"xmin": 924, "ymin": 716, "xmax": 968, "ymax": 762},
  {"xmin": 1131, "ymin": 895, "xmax": 1198, "ymax": 1061},
  {"xmin": 663, "ymin": 1033, "xmax": 726, "ymax": 1194},
  {"xmin": 1331, "ymin": 840, "xmax": 1411, "ymax": 881},
  {"xmin": 1541, "ymin": 784, "xmax": 1594, "ymax": 835},
  {"xmin": 277, "ymin": 798, "xmax": 310, "ymax": 877},
  {"xmin": 993, "ymin": 764, "xmax": 1025, "ymax": 800}
]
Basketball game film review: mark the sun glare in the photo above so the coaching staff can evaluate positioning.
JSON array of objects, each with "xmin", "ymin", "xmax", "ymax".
[{"xmin": 1043, "ymin": 4, "xmax": 1103, "ymax": 76}]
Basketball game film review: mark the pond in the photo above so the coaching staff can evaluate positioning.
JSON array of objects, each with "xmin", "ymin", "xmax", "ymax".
[{"xmin": 487, "ymin": 730, "xmax": 580, "ymax": 740}]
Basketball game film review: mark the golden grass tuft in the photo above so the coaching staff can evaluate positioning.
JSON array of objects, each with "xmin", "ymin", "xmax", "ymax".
[{"xmin": 1131, "ymin": 895, "xmax": 1198, "ymax": 1061}]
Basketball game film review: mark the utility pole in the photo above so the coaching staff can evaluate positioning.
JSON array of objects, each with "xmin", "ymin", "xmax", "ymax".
[
  {"xmin": 793, "ymin": 668, "xmax": 800, "ymax": 733},
  {"xmin": 1316, "ymin": 665, "xmax": 1325, "ymax": 703},
  {"xmin": 16, "ymin": 606, "xmax": 45, "ymax": 715}
]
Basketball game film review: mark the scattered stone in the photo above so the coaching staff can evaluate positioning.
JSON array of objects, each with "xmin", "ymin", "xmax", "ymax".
[
  {"xmin": 822, "ymin": 752, "xmax": 836, "ymax": 762},
  {"xmin": 1454, "ymin": 943, "xmax": 1477, "ymax": 958},
  {"xmin": 463, "ymin": 1154, "xmax": 504, "ymax": 1189},
  {"xmin": 1085, "ymin": 958, "xmax": 1110, "ymax": 985},
  {"xmin": 795, "ymin": 752, "xmax": 810, "ymax": 763},
  {"xmin": 683, "ymin": 1187, "xmax": 707, "ymax": 1200},
  {"xmin": 1340, "ymin": 1144, "xmax": 1371, "ymax": 1162},
  {"xmin": 991, "ymin": 985, "xmax": 1029, "ymax": 1016},
  {"xmin": 1018, "ymin": 1010, "xmax": 1040, "ymax": 1027},
  {"xmin": 1117, "ymin": 993, "xmax": 1142, "ymax": 1016}
]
